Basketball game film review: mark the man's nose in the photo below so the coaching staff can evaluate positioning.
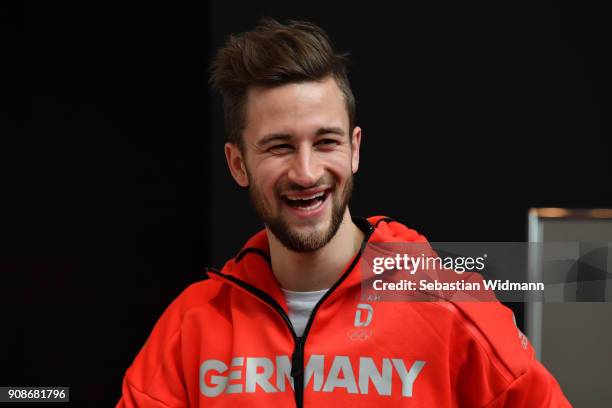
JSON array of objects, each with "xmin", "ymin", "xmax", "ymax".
[{"xmin": 287, "ymin": 148, "xmax": 323, "ymax": 187}]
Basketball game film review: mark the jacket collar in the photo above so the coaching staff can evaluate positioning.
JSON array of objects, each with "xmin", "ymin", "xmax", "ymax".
[{"xmin": 212, "ymin": 216, "xmax": 426, "ymax": 308}]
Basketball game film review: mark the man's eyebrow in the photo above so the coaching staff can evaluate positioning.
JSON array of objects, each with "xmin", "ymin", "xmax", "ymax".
[{"xmin": 316, "ymin": 127, "xmax": 345, "ymax": 137}]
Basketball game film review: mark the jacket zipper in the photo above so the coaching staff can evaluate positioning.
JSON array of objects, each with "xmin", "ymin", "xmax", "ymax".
[
  {"xmin": 207, "ymin": 217, "xmax": 374, "ymax": 408},
  {"xmin": 206, "ymin": 268, "xmax": 305, "ymax": 407},
  {"xmin": 289, "ymin": 225, "xmax": 370, "ymax": 408}
]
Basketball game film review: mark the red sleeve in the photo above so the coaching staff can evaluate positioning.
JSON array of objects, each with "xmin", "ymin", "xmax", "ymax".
[
  {"xmin": 483, "ymin": 359, "xmax": 571, "ymax": 407},
  {"xmin": 440, "ymin": 301, "xmax": 572, "ymax": 407},
  {"xmin": 116, "ymin": 293, "xmax": 189, "ymax": 407},
  {"xmin": 118, "ymin": 381, "xmax": 176, "ymax": 408}
]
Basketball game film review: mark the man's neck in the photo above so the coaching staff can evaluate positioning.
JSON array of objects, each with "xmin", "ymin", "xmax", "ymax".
[{"xmin": 267, "ymin": 210, "xmax": 365, "ymax": 292}]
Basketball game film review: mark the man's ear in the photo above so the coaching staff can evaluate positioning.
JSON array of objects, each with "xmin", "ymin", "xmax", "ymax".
[
  {"xmin": 351, "ymin": 126, "xmax": 362, "ymax": 174},
  {"xmin": 224, "ymin": 142, "xmax": 249, "ymax": 187}
]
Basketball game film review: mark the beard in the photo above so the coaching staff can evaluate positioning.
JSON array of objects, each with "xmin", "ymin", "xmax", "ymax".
[{"xmin": 248, "ymin": 173, "xmax": 354, "ymax": 253}]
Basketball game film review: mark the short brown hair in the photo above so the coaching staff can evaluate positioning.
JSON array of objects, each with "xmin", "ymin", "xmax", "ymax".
[{"xmin": 210, "ymin": 18, "xmax": 355, "ymax": 149}]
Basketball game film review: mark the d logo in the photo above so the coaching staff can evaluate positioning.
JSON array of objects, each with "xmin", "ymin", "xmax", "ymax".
[{"xmin": 354, "ymin": 303, "xmax": 373, "ymax": 327}]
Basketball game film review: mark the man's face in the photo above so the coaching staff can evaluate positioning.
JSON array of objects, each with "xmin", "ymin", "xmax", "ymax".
[{"xmin": 225, "ymin": 76, "xmax": 361, "ymax": 252}]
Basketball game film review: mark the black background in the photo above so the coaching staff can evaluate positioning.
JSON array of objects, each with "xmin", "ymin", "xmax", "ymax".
[{"xmin": 2, "ymin": 1, "xmax": 610, "ymax": 406}]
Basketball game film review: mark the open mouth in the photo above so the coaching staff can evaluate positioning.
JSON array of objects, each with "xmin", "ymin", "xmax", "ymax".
[{"xmin": 282, "ymin": 189, "xmax": 331, "ymax": 212}]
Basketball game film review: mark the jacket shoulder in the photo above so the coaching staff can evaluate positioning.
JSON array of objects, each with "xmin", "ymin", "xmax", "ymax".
[
  {"xmin": 435, "ymin": 301, "xmax": 533, "ymax": 379},
  {"xmin": 132, "ymin": 273, "xmax": 225, "ymax": 349},
  {"xmin": 120, "ymin": 272, "xmax": 225, "ymax": 400},
  {"xmin": 174, "ymin": 273, "xmax": 225, "ymax": 311}
]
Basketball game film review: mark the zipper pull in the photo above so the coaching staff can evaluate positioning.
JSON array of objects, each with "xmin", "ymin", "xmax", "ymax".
[{"xmin": 291, "ymin": 339, "xmax": 303, "ymax": 378}]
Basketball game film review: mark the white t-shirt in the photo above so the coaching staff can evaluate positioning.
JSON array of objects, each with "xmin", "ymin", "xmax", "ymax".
[{"xmin": 280, "ymin": 288, "xmax": 328, "ymax": 337}]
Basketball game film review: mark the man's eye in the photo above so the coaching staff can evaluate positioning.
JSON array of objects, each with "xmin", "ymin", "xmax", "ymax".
[
  {"xmin": 316, "ymin": 139, "xmax": 339, "ymax": 148},
  {"xmin": 268, "ymin": 144, "xmax": 293, "ymax": 154}
]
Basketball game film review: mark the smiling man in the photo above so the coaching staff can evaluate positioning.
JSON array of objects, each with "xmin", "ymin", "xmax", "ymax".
[
  {"xmin": 118, "ymin": 19, "xmax": 570, "ymax": 407},
  {"xmin": 226, "ymin": 75, "xmax": 364, "ymax": 292}
]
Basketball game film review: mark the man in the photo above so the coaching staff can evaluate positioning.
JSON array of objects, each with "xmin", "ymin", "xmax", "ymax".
[{"xmin": 118, "ymin": 19, "xmax": 570, "ymax": 407}]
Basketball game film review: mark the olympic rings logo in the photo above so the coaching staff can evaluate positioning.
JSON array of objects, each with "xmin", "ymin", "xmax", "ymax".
[{"xmin": 347, "ymin": 329, "xmax": 373, "ymax": 341}]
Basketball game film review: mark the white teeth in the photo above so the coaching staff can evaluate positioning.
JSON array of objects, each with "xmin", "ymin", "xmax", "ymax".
[
  {"xmin": 300, "ymin": 199, "xmax": 323, "ymax": 211},
  {"xmin": 286, "ymin": 191, "xmax": 325, "ymax": 201}
]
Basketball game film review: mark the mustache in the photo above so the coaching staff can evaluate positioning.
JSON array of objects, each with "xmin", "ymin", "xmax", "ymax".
[{"xmin": 274, "ymin": 176, "xmax": 335, "ymax": 195}]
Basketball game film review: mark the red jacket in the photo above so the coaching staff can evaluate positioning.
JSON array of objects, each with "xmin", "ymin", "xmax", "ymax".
[{"xmin": 118, "ymin": 216, "xmax": 570, "ymax": 407}]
